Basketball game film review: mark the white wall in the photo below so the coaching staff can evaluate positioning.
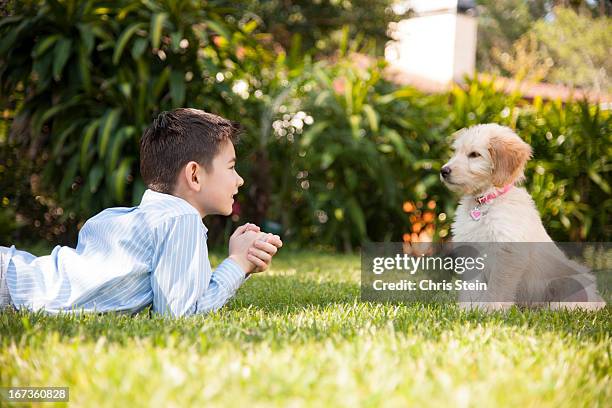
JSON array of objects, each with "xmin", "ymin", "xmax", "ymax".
[
  {"xmin": 387, "ymin": 13, "xmax": 457, "ymax": 83},
  {"xmin": 385, "ymin": 5, "xmax": 477, "ymax": 84}
]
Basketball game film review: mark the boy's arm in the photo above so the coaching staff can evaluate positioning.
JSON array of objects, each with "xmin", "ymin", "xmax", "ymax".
[
  {"xmin": 194, "ymin": 257, "xmax": 247, "ymax": 314},
  {"xmin": 195, "ymin": 229, "xmax": 283, "ymax": 314},
  {"xmin": 194, "ymin": 226, "xmax": 260, "ymax": 314},
  {"xmin": 151, "ymin": 215, "xmax": 251, "ymax": 317},
  {"xmin": 197, "ymin": 228, "xmax": 282, "ymax": 313},
  {"xmin": 151, "ymin": 214, "xmax": 218, "ymax": 317}
]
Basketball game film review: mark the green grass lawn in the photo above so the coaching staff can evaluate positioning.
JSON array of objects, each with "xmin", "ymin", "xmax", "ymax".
[{"xmin": 1, "ymin": 252, "xmax": 610, "ymax": 407}]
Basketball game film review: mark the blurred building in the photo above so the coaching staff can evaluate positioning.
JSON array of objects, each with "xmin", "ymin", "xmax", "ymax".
[{"xmin": 386, "ymin": 0, "xmax": 478, "ymax": 86}]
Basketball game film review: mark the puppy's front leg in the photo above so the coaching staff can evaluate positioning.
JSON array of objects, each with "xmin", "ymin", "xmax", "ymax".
[{"xmin": 460, "ymin": 245, "xmax": 525, "ymax": 312}]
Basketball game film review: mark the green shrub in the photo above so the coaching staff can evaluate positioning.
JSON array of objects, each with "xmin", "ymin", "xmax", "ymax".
[
  {"xmin": 276, "ymin": 57, "xmax": 452, "ymax": 249},
  {"xmin": 518, "ymin": 99, "xmax": 611, "ymax": 241},
  {"xmin": 248, "ymin": 67, "xmax": 611, "ymax": 248},
  {"xmin": 447, "ymin": 77, "xmax": 612, "ymax": 241},
  {"xmin": 0, "ymin": 0, "xmax": 262, "ymax": 217}
]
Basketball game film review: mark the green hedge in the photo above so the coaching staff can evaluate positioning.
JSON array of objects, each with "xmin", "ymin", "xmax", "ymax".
[
  {"xmin": 447, "ymin": 77, "xmax": 611, "ymax": 242},
  {"xmin": 1, "ymin": 2, "xmax": 610, "ymax": 248}
]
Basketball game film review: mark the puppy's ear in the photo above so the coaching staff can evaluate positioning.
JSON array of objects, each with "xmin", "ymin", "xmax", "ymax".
[
  {"xmin": 488, "ymin": 129, "xmax": 532, "ymax": 187},
  {"xmin": 451, "ymin": 128, "xmax": 467, "ymax": 140}
]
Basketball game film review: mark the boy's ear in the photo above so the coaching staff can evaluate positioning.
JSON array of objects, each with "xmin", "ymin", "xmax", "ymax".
[{"xmin": 184, "ymin": 161, "xmax": 202, "ymax": 191}]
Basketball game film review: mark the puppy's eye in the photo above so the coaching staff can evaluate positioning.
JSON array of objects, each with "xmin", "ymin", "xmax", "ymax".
[{"xmin": 468, "ymin": 152, "xmax": 480, "ymax": 158}]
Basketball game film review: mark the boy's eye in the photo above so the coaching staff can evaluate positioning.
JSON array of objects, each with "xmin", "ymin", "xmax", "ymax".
[{"xmin": 468, "ymin": 152, "xmax": 480, "ymax": 158}]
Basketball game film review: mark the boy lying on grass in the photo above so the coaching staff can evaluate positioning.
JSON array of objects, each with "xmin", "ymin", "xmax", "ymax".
[{"xmin": 0, "ymin": 108, "xmax": 282, "ymax": 316}]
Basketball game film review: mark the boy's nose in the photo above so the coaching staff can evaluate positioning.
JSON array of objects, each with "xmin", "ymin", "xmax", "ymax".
[{"xmin": 237, "ymin": 174, "xmax": 244, "ymax": 187}]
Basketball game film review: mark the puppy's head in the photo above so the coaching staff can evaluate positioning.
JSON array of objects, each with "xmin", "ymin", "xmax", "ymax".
[{"xmin": 440, "ymin": 124, "xmax": 532, "ymax": 195}]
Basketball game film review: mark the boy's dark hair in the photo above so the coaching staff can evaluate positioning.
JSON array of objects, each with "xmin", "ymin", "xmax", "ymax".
[{"xmin": 140, "ymin": 108, "xmax": 241, "ymax": 193}]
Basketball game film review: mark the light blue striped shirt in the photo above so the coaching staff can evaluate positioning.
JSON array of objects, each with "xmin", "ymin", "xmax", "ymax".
[{"xmin": 3, "ymin": 190, "xmax": 247, "ymax": 316}]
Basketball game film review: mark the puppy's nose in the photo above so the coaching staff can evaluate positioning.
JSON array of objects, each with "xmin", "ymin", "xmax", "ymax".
[{"xmin": 440, "ymin": 166, "xmax": 452, "ymax": 179}]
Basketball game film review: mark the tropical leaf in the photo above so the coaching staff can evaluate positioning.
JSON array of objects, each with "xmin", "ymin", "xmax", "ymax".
[
  {"xmin": 107, "ymin": 126, "xmax": 135, "ymax": 172},
  {"xmin": 113, "ymin": 22, "xmax": 145, "ymax": 65},
  {"xmin": 98, "ymin": 109, "xmax": 121, "ymax": 159},
  {"xmin": 345, "ymin": 197, "xmax": 366, "ymax": 239},
  {"xmin": 131, "ymin": 37, "xmax": 148, "ymax": 60},
  {"xmin": 150, "ymin": 12, "xmax": 167, "ymax": 50},
  {"xmin": 80, "ymin": 119, "xmax": 101, "ymax": 173},
  {"xmin": 113, "ymin": 158, "xmax": 133, "ymax": 202},
  {"xmin": 169, "ymin": 70, "xmax": 185, "ymax": 106},
  {"xmin": 362, "ymin": 104, "xmax": 379, "ymax": 132},
  {"xmin": 52, "ymin": 38, "xmax": 72, "ymax": 80},
  {"xmin": 32, "ymin": 34, "xmax": 61, "ymax": 57},
  {"xmin": 88, "ymin": 163, "xmax": 104, "ymax": 193}
]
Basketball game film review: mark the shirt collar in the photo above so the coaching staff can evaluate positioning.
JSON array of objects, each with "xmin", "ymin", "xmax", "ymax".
[{"xmin": 140, "ymin": 189, "xmax": 207, "ymax": 233}]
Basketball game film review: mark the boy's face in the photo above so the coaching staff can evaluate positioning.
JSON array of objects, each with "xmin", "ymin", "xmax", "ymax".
[{"xmin": 198, "ymin": 140, "xmax": 244, "ymax": 216}]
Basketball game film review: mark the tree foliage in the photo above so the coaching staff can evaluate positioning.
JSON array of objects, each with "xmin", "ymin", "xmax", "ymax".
[
  {"xmin": 237, "ymin": 0, "xmax": 404, "ymax": 54},
  {"xmin": 0, "ymin": 0, "xmax": 265, "ymax": 221},
  {"xmin": 533, "ymin": 7, "xmax": 611, "ymax": 92},
  {"xmin": 476, "ymin": 0, "xmax": 611, "ymax": 92}
]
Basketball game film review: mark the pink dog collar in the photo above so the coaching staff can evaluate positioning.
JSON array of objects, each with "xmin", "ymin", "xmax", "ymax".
[
  {"xmin": 470, "ymin": 184, "xmax": 513, "ymax": 221},
  {"xmin": 476, "ymin": 184, "xmax": 513, "ymax": 205}
]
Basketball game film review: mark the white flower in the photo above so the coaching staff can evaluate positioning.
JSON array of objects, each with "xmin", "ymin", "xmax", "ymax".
[
  {"xmin": 231, "ymin": 80, "xmax": 249, "ymax": 99},
  {"xmin": 232, "ymin": 80, "xmax": 248, "ymax": 95},
  {"xmin": 290, "ymin": 117, "xmax": 304, "ymax": 130}
]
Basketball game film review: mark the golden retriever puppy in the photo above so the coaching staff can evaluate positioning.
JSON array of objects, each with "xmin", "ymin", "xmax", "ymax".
[{"xmin": 440, "ymin": 124, "xmax": 605, "ymax": 311}]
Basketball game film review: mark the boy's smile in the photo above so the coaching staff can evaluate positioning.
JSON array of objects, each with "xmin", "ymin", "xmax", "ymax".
[{"xmin": 196, "ymin": 139, "xmax": 244, "ymax": 217}]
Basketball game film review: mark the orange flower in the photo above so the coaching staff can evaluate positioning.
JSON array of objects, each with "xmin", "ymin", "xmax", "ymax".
[
  {"xmin": 213, "ymin": 36, "xmax": 224, "ymax": 47},
  {"xmin": 403, "ymin": 201, "xmax": 415, "ymax": 213},
  {"xmin": 236, "ymin": 46, "xmax": 246, "ymax": 60}
]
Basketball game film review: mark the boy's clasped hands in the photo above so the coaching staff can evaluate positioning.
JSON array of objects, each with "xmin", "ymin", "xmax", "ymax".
[{"xmin": 229, "ymin": 223, "xmax": 283, "ymax": 276}]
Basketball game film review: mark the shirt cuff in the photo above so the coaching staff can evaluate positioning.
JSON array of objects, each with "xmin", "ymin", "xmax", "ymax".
[{"xmin": 216, "ymin": 258, "xmax": 247, "ymax": 294}]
